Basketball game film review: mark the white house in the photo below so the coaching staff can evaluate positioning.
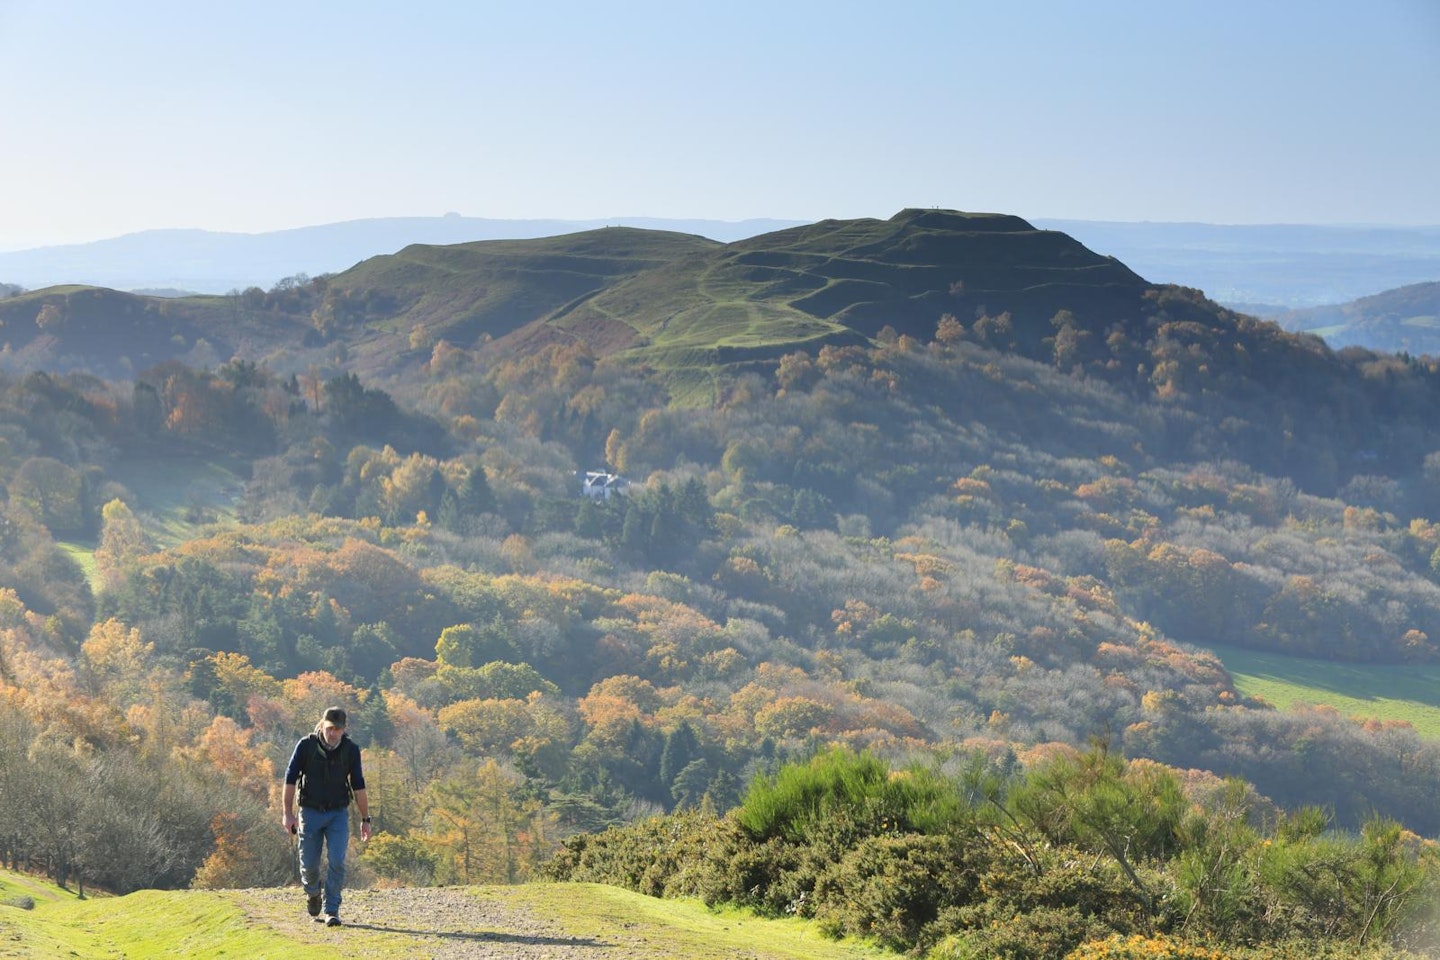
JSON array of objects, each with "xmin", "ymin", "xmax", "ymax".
[{"xmin": 581, "ymin": 470, "xmax": 631, "ymax": 500}]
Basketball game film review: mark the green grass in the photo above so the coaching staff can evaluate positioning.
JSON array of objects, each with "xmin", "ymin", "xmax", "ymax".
[
  {"xmin": 7, "ymin": 891, "xmax": 348, "ymax": 960},
  {"xmin": 55, "ymin": 541, "xmax": 100, "ymax": 592},
  {"xmin": 0, "ymin": 871, "xmax": 892, "ymax": 960},
  {"xmin": 1212, "ymin": 644, "xmax": 1440, "ymax": 739},
  {"xmin": 511, "ymin": 883, "xmax": 892, "ymax": 959},
  {"xmin": 0, "ymin": 870, "xmax": 346, "ymax": 959}
]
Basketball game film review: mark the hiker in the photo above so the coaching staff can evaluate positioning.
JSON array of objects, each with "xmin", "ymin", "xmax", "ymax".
[{"xmin": 282, "ymin": 706, "xmax": 372, "ymax": 927}]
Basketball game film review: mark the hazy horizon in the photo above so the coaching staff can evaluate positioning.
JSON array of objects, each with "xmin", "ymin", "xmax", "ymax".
[
  {"xmin": 4, "ymin": 210, "xmax": 1440, "ymax": 258},
  {"xmin": 2, "ymin": 1, "xmax": 1436, "ymax": 249}
]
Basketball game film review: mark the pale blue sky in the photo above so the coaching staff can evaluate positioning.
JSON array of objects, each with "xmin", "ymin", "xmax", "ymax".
[{"xmin": 1, "ymin": 0, "xmax": 1437, "ymax": 248}]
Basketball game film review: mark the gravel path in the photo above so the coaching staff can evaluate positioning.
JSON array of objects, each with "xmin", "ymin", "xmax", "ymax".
[{"xmin": 235, "ymin": 885, "xmax": 637, "ymax": 959}]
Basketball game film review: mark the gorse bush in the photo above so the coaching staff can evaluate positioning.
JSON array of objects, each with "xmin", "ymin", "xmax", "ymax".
[
  {"xmin": 547, "ymin": 746, "xmax": 1440, "ymax": 958},
  {"xmin": 1063, "ymin": 935, "xmax": 1430, "ymax": 959},
  {"xmin": 930, "ymin": 904, "xmax": 1109, "ymax": 960},
  {"xmin": 1058, "ymin": 933, "xmax": 1234, "ymax": 959},
  {"xmin": 810, "ymin": 832, "xmax": 976, "ymax": 950},
  {"xmin": 735, "ymin": 748, "xmax": 970, "ymax": 843}
]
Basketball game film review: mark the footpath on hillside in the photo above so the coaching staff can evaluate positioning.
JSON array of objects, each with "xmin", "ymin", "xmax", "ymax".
[
  {"xmin": 232, "ymin": 883, "xmax": 889, "ymax": 960},
  {"xmin": 237, "ymin": 885, "xmax": 615, "ymax": 959}
]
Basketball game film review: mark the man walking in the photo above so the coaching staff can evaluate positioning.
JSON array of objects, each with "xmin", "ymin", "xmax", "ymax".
[{"xmin": 282, "ymin": 707, "xmax": 372, "ymax": 927}]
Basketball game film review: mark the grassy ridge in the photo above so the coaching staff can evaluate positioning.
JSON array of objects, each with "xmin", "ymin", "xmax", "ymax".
[
  {"xmin": 553, "ymin": 208, "xmax": 1147, "ymax": 370},
  {"xmin": 0, "ymin": 870, "xmax": 892, "ymax": 960},
  {"xmin": 0, "ymin": 870, "xmax": 339, "ymax": 960},
  {"xmin": 333, "ymin": 228, "xmax": 719, "ymax": 345},
  {"xmin": 1213, "ymin": 644, "xmax": 1440, "ymax": 739}
]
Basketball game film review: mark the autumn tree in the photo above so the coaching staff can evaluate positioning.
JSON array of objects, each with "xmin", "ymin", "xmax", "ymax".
[
  {"xmin": 80, "ymin": 618, "xmax": 154, "ymax": 707},
  {"xmin": 94, "ymin": 498, "xmax": 149, "ymax": 591},
  {"xmin": 421, "ymin": 759, "xmax": 556, "ymax": 884},
  {"xmin": 190, "ymin": 810, "xmax": 292, "ymax": 889}
]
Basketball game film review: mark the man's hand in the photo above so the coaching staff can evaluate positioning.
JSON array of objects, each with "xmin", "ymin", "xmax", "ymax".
[
  {"xmin": 283, "ymin": 812, "xmax": 298, "ymax": 835},
  {"xmin": 360, "ymin": 819, "xmax": 373, "ymax": 842}
]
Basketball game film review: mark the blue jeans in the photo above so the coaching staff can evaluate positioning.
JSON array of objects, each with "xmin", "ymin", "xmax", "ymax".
[{"xmin": 297, "ymin": 807, "xmax": 349, "ymax": 916}]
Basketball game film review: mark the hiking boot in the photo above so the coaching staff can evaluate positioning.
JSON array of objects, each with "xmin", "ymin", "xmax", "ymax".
[
  {"xmin": 325, "ymin": 914, "xmax": 342, "ymax": 927},
  {"xmin": 307, "ymin": 892, "xmax": 322, "ymax": 917}
]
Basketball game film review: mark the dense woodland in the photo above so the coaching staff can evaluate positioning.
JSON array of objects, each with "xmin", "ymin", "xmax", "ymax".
[{"xmin": 4, "ymin": 215, "xmax": 1440, "ymax": 953}]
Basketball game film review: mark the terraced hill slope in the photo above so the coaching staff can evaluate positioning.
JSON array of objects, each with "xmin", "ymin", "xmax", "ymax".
[{"xmin": 528, "ymin": 209, "xmax": 1151, "ymax": 361}]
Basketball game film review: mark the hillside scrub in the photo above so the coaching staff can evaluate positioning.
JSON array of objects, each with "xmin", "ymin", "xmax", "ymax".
[{"xmin": 547, "ymin": 747, "xmax": 1440, "ymax": 958}]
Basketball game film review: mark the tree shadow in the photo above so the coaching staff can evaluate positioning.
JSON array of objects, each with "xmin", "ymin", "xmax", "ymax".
[{"xmin": 341, "ymin": 921, "xmax": 610, "ymax": 948}]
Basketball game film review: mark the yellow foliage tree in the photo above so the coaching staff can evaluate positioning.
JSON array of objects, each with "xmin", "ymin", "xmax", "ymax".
[
  {"xmin": 80, "ymin": 619, "xmax": 153, "ymax": 705},
  {"xmin": 421, "ymin": 759, "xmax": 555, "ymax": 884},
  {"xmin": 437, "ymin": 697, "xmax": 532, "ymax": 755},
  {"xmin": 93, "ymin": 499, "xmax": 150, "ymax": 591}
]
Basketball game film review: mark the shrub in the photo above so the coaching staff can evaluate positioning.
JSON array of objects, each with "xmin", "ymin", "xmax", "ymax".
[
  {"xmin": 544, "ymin": 751, "xmax": 1440, "ymax": 960},
  {"xmin": 1065, "ymin": 936, "xmax": 1429, "ymax": 958},
  {"xmin": 736, "ymin": 747, "xmax": 969, "ymax": 844},
  {"xmin": 1063, "ymin": 933, "xmax": 1232, "ymax": 959},
  {"xmin": 810, "ymin": 832, "xmax": 977, "ymax": 951},
  {"xmin": 930, "ymin": 905, "xmax": 1107, "ymax": 960},
  {"xmin": 1252, "ymin": 816, "xmax": 1434, "ymax": 945},
  {"xmin": 545, "ymin": 809, "xmax": 788, "ymax": 905}
]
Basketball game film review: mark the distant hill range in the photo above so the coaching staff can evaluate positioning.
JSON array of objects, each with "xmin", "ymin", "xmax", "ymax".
[
  {"xmin": 0, "ymin": 215, "xmax": 806, "ymax": 295},
  {"xmin": 1036, "ymin": 220, "xmax": 1440, "ymax": 309},
  {"xmin": 1, "ymin": 215, "xmax": 1438, "ymax": 313},
  {"xmin": 1253, "ymin": 280, "xmax": 1440, "ymax": 355}
]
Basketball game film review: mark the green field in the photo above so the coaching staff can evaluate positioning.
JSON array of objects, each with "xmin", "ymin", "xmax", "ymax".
[
  {"xmin": 1212, "ymin": 644, "xmax": 1440, "ymax": 739},
  {"xmin": 55, "ymin": 541, "xmax": 99, "ymax": 591}
]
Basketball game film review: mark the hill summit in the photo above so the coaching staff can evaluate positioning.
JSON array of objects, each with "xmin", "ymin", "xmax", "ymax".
[{"xmin": 514, "ymin": 208, "xmax": 1153, "ymax": 370}]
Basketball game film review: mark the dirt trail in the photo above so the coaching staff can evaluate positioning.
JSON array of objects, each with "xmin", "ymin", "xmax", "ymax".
[{"xmin": 235, "ymin": 886, "xmax": 643, "ymax": 959}]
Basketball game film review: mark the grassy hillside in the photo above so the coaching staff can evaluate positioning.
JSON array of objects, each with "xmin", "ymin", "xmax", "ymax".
[
  {"xmin": 55, "ymin": 453, "xmax": 247, "ymax": 593},
  {"xmin": 1214, "ymin": 644, "xmax": 1440, "ymax": 739},
  {"xmin": 0, "ymin": 211, "xmax": 1163, "ymax": 396},
  {"xmin": 0, "ymin": 870, "xmax": 891, "ymax": 960},
  {"xmin": 324, "ymin": 227, "xmax": 721, "ymax": 376},
  {"xmin": 0, "ymin": 228, "xmax": 717, "ymax": 381},
  {"xmin": 535, "ymin": 209, "xmax": 1153, "ymax": 400}
]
